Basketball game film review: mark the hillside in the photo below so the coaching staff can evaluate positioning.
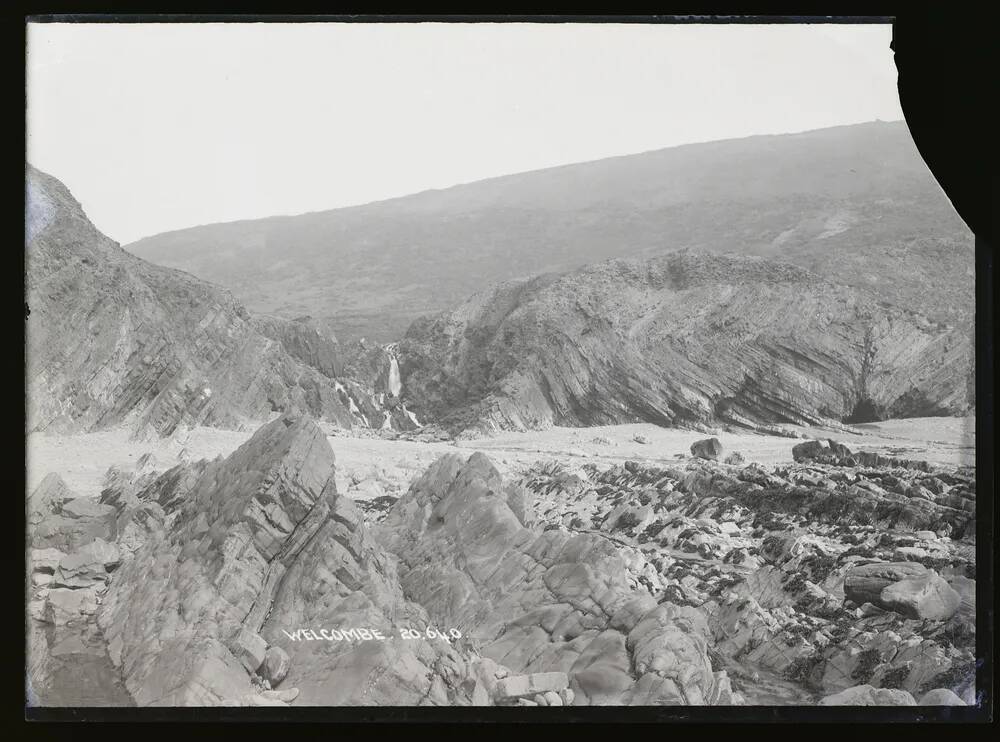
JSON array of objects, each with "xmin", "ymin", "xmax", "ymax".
[
  {"xmin": 398, "ymin": 251, "xmax": 973, "ymax": 436},
  {"xmin": 25, "ymin": 165, "xmax": 416, "ymax": 436},
  {"xmin": 126, "ymin": 121, "xmax": 973, "ymax": 342}
]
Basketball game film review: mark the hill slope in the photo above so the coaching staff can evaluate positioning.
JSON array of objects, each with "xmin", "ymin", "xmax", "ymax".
[
  {"xmin": 25, "ymin": 166, "xmax": 415, "ymax": 436},
  {"xmin": 127, "ymin": 121, "xmax": 973, "ymax": 342},
  {"xmin": 398, "ymin": 252, "xmax": 973, "ymax": 436}
]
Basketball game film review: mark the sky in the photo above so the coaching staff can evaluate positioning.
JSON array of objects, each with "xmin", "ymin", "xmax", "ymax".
[{"xmin": 26, "ymin": 22, "xmax": 905, "ymax": 245}]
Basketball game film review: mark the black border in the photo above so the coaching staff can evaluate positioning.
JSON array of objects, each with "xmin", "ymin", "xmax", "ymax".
[{"xmin": 16, "ymin": 9, "xmax": 995, "ymax": 726}]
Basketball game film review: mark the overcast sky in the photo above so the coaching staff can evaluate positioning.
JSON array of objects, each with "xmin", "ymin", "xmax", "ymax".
[{"xmin": 26, "ymin": 22, "xmax": 904, "ymax": 245}]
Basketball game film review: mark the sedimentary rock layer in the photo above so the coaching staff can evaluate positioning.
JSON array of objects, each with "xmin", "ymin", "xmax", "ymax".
[
  {"xmin": 399, "ymin": 252, "xmax": 972, "ymax": 435},
  {"xmin": 25, "ymin": 166, "xmax": 410, "ymax": 436}
]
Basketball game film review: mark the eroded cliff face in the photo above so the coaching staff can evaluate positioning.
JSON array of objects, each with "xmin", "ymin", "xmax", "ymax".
[
  {"xmin": 399, "ymin": 253, "xmax": 972, "ymax": 436},
  {"xmin": 25, "ymin": 166, "xmax": 410, "ymax": 437}
]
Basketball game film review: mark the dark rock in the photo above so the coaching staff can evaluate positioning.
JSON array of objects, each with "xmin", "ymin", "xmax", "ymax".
[
  {"xmin": 691, "ymin": 438, "xmax": 724, "ymax": 461},
  {"xmin": 260, "ymin": 646, "xmax": 291, "ymax": 687}
]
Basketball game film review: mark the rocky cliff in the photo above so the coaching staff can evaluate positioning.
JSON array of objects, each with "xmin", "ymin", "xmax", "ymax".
[
  {"xmin": 25, "ymin": 165, "xmax": 412, "ymax": 437},
  {"xmin": 126, "ymin": 121, "xmax": 973, "ymax": 342},
  {"xmin": 399, "ymin": 252, "xmax": 972, "ymax": 436}
]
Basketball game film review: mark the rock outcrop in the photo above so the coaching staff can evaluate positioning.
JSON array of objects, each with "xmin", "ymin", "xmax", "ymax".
[
  {"xmin": 376, "ymin": 452, "xmax": 742, "ymax": 705},
  {"xmin": 513, "ymin": 448, "xmax": 975, "ymax": 705},
  {"xmin": 25, "ymin": 165, "xmax": 412, "ymax": 437},
  {"xmin": 27, "ymin": 414, "xmax": 975, "ymax": 708},
  {"xmin": 399, "ymin": 253, "xmax": 972, "ymax": 435},
  {"xmin": 249, "ymin": 314, "xmax": 344, "ymax": 378},
  {"xmin": 29, "ymin": 413, "xmax": 759, "ymax": 707}
]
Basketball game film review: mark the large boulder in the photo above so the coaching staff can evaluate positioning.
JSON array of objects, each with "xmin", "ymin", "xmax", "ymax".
[
  {"xmin": 880, "ymin": 572, "xmax": 961, "ymax": 620},
  {"xmin": 260, "ymin": 646, "xmax": 290, "ymax": 687},
  {"xmin": 844, "ymin": 562, "xmax": 928, "ymax": 606},
  {"xmin": 690, "ymin": 438, "xmax": 724, "ymax": 461},
  {"xmin": 229, "ymin": 629, "xmax": 267, "ymax": 674}
]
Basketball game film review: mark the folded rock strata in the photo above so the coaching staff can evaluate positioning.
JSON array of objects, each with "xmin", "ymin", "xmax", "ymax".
[{"xmin": 399, "ymin": 253, "xmax": 972, "ymax": 436}]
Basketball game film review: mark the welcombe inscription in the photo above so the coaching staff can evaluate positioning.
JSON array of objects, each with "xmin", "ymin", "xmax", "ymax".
[{"xmin": 281, "ymin": 627, "xmax": 463, "ymax": 642}]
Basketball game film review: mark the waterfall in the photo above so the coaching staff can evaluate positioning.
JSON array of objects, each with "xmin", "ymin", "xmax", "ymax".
[{"xmin": 386, "ymin": 353, "xmax": 402, "ymax": 397}]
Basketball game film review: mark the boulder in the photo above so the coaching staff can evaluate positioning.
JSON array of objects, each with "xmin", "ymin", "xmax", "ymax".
[
  {"xmin": 844, "ymin": 562, "xmax": 928, "ymax": 606},
  {"xmin": 28, "ymin": 473, "xmax": 75, "ymax": 522},
  {"xmin": 792, "ymin": 440, "xmax": 829, "ymax": 463},
  {"xmin": 633, "ymin": 434, "xmax": 652, "ymax": 445},
  {"xmin": 542, "ymin": 691, "xmax": 562, "ymax": 706},
  {"xmin": 52, "ymin": 538, "xmax": 121, "ymax": 588},
  {"xmin": 229, "ymin": 628, "xmax": 267, "ymax": 674},
  {"xmin": 918, "ymin": 688, "xmax": 965, "ymax": 706},
  {"xmin": 879, "ymin": 572, "xmax": 961, "ymax": 620},
  {"xmin": 690, "ymin": 438, "xmax": 724, "ymax": 461},
  {"xmin": 827, "ymin": 439, "xmax": 853, "ymax": 458},
  {"xmin": 260, "ymin": 646, "xmax": 291, "ymax": 687},
  {"xmin": 494, "ymin": 672, "xmax": 569, "ymax": 700},
  {"xmin": 818, "ymin": 685, "xmax": 917, "ymax": 706},
  {"xmin": 31, "ymin": 497, "xmax": 118, "ymax": 552}
]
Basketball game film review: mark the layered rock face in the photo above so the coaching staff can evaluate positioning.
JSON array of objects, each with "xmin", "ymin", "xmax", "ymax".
[
  {"xmin": 399, "ymin": 252, "xmax": 972, "ymax": 435},
  {"xmin": 249, "ymin": 314, "xmax": 344, "ymax": 378},
  {"xmin": 25, "ymin": 166, "xmax": 412, "ymax": 436}
]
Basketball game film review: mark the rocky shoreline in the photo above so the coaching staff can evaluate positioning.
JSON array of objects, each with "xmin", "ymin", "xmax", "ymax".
[{"xmin": 26, "ymin": 416, "xmax": 975, "ymax": 707}]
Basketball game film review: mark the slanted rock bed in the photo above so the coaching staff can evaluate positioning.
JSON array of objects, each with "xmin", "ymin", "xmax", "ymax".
[{"xmin": 26, "ymin": 422, "xmax": 974, "ymax": 708}]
